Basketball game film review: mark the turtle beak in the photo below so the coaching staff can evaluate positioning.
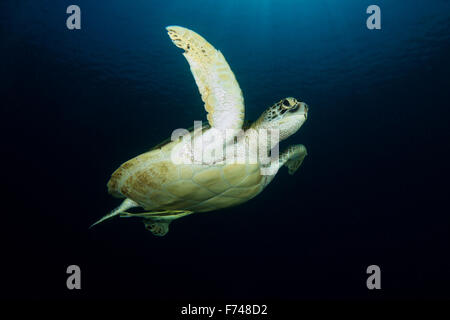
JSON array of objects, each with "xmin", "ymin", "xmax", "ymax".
[{"xmin": 299, "ymin": 102, "xmax": 308, "ymax": 119}]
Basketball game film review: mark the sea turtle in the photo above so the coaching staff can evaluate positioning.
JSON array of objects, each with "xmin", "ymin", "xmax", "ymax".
[{"xmin": 91, "ymin": 26, "xmax": 309, "ymax": 236}]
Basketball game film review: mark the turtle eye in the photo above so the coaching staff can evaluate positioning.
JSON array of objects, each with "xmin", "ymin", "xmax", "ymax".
[
  {"xmin": 282, "ymin": 99, "xmax": 290, "ymax": 107},
  {"xmin": 289, "ymin": 104, "xmax": 299, "ymax": 112}
]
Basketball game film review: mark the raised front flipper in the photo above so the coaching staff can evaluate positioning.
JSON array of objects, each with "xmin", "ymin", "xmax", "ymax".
[{"xmin": 166, "ymin": 26, "xmax": 245, "ymax": 130}]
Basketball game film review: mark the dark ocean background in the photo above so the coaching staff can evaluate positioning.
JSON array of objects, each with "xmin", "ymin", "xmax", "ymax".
[{"xmin": 1, "ymin": 0, "xmax": 450, "ymax": 300}]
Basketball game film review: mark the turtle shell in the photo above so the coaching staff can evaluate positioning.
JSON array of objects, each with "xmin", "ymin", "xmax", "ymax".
[{"xmin": 107, "ymin": 135, "xmax": 265, "ymax": 213}]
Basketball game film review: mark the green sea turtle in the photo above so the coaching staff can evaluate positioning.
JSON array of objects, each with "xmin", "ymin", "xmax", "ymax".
[{"xmin": 91, "ymin": 26, "xmax": 309, "ymax": 236}]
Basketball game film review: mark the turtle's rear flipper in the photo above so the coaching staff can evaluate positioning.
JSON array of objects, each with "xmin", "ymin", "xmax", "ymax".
[
  {"xmin": 90, "ymin": 198, "xmax": 139, "ymax": 229},
  {"xmin": 143, "ymin": 220, "xmax": 170, "ymax": 237},
  {"xmin": 121, "ymin": 210, "xmax": 194, "ymax": 237}
]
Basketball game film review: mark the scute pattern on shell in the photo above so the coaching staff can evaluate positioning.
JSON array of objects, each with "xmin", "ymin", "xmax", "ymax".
[{"xmin": 107, "ymin": 147, "xmax": 264, "ymax": 213}]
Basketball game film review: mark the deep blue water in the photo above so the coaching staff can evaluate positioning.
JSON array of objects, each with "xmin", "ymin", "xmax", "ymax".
[{"xmin": 1, "ymin": 0, "xmax": 450, "ymax": 300}]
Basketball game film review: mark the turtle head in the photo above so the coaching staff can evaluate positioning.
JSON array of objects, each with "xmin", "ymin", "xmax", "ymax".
[{"xmin": 252, "ymin": 97, "xmax": 308, "ymax": 140}]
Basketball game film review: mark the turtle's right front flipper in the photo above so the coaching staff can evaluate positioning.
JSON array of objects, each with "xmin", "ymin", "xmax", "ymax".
[{"xmin": 280, "ymin": 144, "xmax": 307, "ymax": 175}]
